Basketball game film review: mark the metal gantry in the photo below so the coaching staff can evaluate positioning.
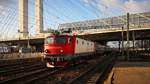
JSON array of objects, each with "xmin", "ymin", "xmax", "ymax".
[{"xmin": 59, "ymin": 12, "xmax": 150, "ymax": 32}]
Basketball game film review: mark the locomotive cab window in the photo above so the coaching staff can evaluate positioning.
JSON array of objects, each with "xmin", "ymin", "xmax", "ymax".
[
  {"xmin": 45, "ymin": 37, "xmax": 54, "ymax": 44},
  {"xmin": 68, "ymin": 37, "xmax": 73, "ymax": 44},
  {"xmin": 55, "ymin": 37, "xmax": 66, "ymax": 44},
  {"xmin": 76, "ymin": 40, "xmax": 78, "ymax": 44},
  {"xmin": 82, "ymin": 41, "xmax": 84, "ymax": 45},
  {"xmin": 45, "ymin": 36, "xmax": 66, "ymax": 44}
]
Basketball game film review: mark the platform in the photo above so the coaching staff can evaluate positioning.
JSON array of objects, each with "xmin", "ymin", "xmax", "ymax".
[
  {"xmin": 0, "ymin": 53, "xmax": 43, "ymax": 60},
  {"xmin": 112, "ymin": 62, "xmax": 150, "ymax": 84}
]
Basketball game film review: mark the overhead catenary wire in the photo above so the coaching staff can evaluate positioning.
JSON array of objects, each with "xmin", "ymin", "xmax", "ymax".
[
  {"xmin": 0, "ymin": 0, "xmax": 68, "ymax": 40},
  {"xmin": 0, "ymin": 2, "xmax": 38, "ymax": 39},
  {"xmin": 43, "ymin": 0, "xmax": 73, "ymax": 22},
  {"xmin": 0, "ymin": 0, "xmax": 149, "ymax": 40},
  {"xmin": 66, "ymin": 0, "xmax": 120, "ymax": 29},
  {"xmin": 30, "ymin": 0, "xmax": 69, "ymax": 30},
  {"xmin": 0, "ymin": 8, "xmax": 16, "ymax": 35},
  {"xmin": 68, "ymin": 0, "xmax": 96, "ymax": 19}
]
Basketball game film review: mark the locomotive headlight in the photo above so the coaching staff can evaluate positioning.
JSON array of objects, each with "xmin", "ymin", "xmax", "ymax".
[
  {"xmin": 45, "ymin": 50, "xmax": 48, "ymax": 53},
  {"xmin": 45, "ymin": 50, "xmax": 50, "ymax": 53},
  {"xmin": 60, "ymin": 49, "xmax": 63, "ymax": 52}
]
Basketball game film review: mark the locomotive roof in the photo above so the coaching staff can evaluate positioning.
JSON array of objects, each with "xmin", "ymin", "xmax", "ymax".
[{"xmin": 46, "ymin": 34, "xmax": 74, "ymax": 38}]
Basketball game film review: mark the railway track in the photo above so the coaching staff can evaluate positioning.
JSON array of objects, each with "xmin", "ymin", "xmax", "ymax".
[
  {"xmin": 68, "ymin": 56, "xmax": 115, "ymax": 84},
  {"xmin": 21, "ymin": 64, "xmax": 88, "ymax": 84},
  {"xmin": 23, "ymin": 69, "xmax": 59, "ymax": 84},
  {"xmin": 27, "ymin": 54, "xmax": 113, "ymax": 84},
  {"xmin": 18, "ymin": 56, "xmax": 104, "ymax": 84},
  {"xmin": 0, "ymin": 59, "xmax": 46, "ymax": 81},
  {"xmin": 43, "ymin": 63, "xmax": 95, "ymax": 84},
  {"xmin": 0, "ymin": 61, "xmax": 43, "ymax": 71},
  {"xmin": 0, "ymin": 59, "xmax": 41, "ymax": 70},
  {"xmin": 0, "ymin": 62, "xmax": 45, "ymax": 79},
  {"xmin": 0, "ymin": 68, "xmax": 47, "ymax": 84},
  {"xmin": 0, "ymin": 65, "xmax": 56, "ymax": 84},
  {"xmin": 0, "ymin": 58, "xmax": 57, "ymax": 84},
  {"xmin": 0, "ymin": 54, "xmax": 116, "ymax": 84}
]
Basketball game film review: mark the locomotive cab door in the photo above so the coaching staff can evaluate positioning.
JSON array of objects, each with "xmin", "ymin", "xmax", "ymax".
[{"xmin": 66, "ymin": 36, "xmax": 75, "ymax": 56}]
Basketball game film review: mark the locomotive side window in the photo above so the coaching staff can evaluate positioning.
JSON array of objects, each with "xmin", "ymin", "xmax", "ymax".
[
  {"xmin": 55, "ymin": 37, "xmax": 66, "ymax": 44},
  {"xmin": 68, "ymin": 37, "xmax": 73, "ymax": 44},
  {"xmin": 45, "ymin": 37, "xmax": 54, "ymax": 44},
  {"xmin": 82, "ymin": 41, "xmax": 84, "ymax": 45}
]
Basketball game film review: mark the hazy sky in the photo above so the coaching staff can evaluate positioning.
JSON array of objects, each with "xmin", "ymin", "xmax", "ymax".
[{"xmin": 0, "ymin": 0, "xmax": 149, "ymax": 39}]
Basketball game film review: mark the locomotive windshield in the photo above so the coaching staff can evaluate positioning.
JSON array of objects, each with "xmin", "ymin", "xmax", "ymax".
[
  {"xmin": 45, "ymin": 37, "xmax": 54, "ymax": 44},
  {"xmin": 55, "ymin": 37, "xmax": 66, "ymax": 44},
  {"xmin": 45, "ymin": 36, "xmax": 66, "ymax": 44}
]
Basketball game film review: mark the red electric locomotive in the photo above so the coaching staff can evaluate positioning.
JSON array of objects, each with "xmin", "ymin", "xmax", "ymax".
[{"xmin": 44, "ymin": 34, "xmax": 95, "ymax": 68}]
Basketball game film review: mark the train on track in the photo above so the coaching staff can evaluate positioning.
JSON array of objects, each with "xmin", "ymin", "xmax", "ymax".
[{"xmin": 44, "ymin": 34, "xmax": 108, "ymax": 68}]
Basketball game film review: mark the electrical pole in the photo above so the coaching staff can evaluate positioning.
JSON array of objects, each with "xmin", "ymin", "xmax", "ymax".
[
  {"xmin": 27, "ymin": 32, "xmax": 30, "ymax": 48},
  {"xmin": 132, "ymin": 31, "xmax": 135, "ymax": 50},
  {"xmin": 119, "ymin": 40, "xmax": 121, "ymax": 52},
  {"xmin": 122, "ymin": 27, "xmax": 124, "ymax": 58},
  {"xmin": 126, "ymin": 13, "xmax": 130, "ymax": 61}
]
